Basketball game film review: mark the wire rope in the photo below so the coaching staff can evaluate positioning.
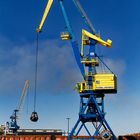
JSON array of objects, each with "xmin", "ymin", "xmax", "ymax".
[
  {"xmin": 34, "ymin": 33, "xmax": 39, "ymax": 112},
  {"xmin": 96, "ymin": 55, "xmax": 114, "ymax": 74}
]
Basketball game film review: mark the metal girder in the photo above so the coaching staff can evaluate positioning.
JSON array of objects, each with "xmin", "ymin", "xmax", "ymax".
[
  {"xmin": 69, "ymin": 94, "xmax": 117, "ymax": 140},
  {"xmin": 72, "ymin": 0, "xmax": 96, "ymax": 34},
  {"xmin": 59, "ymin": 0, "xmax": 85, "ymax": 79}
]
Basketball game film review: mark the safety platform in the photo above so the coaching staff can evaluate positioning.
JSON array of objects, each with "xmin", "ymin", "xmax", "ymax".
[
  {"xmin": 81, "ymin": 57, "xmax": 99, "ymax": 66},
  {"xmin": 61, "ymin": 32, "xmax": 71, "ymax": 40}
]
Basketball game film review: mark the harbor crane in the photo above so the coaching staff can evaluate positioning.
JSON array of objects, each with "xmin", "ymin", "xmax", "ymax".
[
  {"xmin": 6, "ymin": 80, "xmax": 29, "ymax": 134},
  {"xmin": 37, "ymin": 0, "xmax": 117, "ymax": 139}
]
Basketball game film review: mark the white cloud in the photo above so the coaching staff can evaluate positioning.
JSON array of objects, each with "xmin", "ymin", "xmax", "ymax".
[
  {"xmin": 104, "ymin": 58, "xmax": 126, "ymax": 76},
  {"xmin": 0, "ymin": 37, "xmax": 82, "ymax": 95},
  {"xmin": 96, "ymin": 57, "xmax": 126, "ymax": 76},
  {"xmin": 0, "ymin": 35, "xmax": 127, "ymax": 95}
]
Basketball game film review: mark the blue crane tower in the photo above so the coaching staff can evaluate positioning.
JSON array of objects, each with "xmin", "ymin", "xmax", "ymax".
[{"xmin": 37, "ymin": 1, "xmax": 117, "ymax": 139}]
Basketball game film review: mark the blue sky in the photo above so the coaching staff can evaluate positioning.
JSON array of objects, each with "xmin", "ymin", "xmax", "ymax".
[{"xmin": 0, "ymin": 0, "xmax": 140, "ymax": 136}]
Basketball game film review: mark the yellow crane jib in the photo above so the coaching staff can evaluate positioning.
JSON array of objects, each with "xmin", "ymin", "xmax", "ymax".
[
  {"xmin": 37, "ymin": 0, "xmax": 54, "ymax": 33},
  {"xmin": 81, "ymin": 29, "xmax": 112, "ymax": 57}
]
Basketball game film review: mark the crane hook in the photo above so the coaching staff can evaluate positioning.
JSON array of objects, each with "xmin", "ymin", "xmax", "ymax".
[{"xmin": 30, "ymin": 111, "xmax": 38, "ymax": 122}]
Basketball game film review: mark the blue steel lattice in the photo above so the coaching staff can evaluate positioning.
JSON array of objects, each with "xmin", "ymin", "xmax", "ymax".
[{"xmin": 59, "ymin": 1, "xmax": 117, "ymax": 139}]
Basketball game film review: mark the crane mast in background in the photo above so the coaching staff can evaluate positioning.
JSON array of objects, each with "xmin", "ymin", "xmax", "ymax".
[
  {"xmin": 6, "ymin": 80, "xmax": 29, "ymax": 134},
  {"xmin": 37, "ymin": 1, "xmax": 117, "ymax": 140}
]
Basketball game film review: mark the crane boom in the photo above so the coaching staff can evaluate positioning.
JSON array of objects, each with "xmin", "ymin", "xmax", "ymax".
[
  {"xmin": 72, "ymin": 0, "xmax": 96, "ymax": 34},
  {"xmin": 37, "ymin": 0, "xmax": 54, "ymax": 33},
  {"xmin": 59, "ymin": 0, "xmax": 85, "ymax": 78},
  {"xmin": 17, "ymin": 80, "xmax": 29, "ymax": 111}
]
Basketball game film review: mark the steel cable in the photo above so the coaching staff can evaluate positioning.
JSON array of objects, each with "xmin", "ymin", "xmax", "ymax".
[{"xmin": 34, "ymin": 33, "xmax": 39, "ymax": 112}]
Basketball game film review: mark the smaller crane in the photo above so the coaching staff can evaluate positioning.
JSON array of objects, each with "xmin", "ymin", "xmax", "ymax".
[{"xmin": 6, "ymin": 80, "xmax": 29, "ymax": 134}]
